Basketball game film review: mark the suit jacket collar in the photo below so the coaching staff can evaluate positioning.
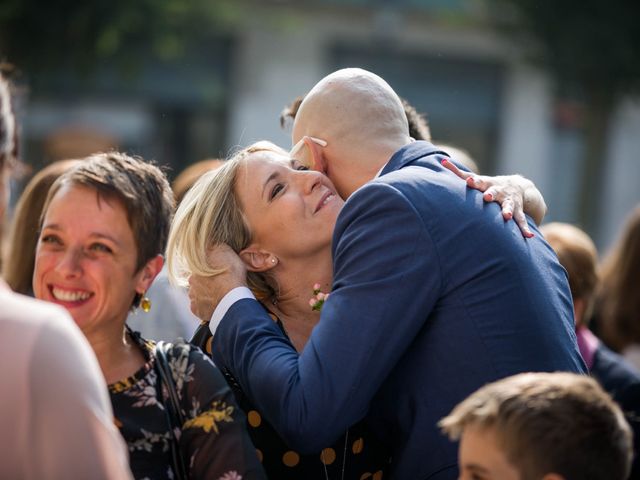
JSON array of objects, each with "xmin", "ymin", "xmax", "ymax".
[{"xmin": 380, "ymin": 140, "xmax": 449, "ymax": 176}]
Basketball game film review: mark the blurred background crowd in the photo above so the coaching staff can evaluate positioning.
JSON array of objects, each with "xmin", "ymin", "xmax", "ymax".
[{"xmin": 1, "ymin": 0, "xmax": 639, "ymax": 251}]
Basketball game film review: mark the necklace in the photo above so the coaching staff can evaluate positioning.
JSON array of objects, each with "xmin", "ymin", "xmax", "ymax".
[{"xmin": 321, "ymin": 428, "xmax": 348, "ymax": 480}]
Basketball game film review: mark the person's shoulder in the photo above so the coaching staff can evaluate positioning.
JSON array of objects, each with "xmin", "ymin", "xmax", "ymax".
[
  {"xmin": 0, "ymin": 289, "xmax": 75, "ymax": 333},
  {"xmin": 593, "ymin": 344, "xmax": 640, "ymax": 402},
  {"xmin": 594, "ymin": 343, "xmax": 640, "ymax": 382}
]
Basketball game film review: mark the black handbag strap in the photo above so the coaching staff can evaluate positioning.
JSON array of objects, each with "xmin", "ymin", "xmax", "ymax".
[{"xmin": 154, "ymin": 341, "xmax": 189, "ymax": 480}]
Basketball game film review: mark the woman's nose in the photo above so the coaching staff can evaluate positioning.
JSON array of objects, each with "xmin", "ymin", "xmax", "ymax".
[
  {"xmin": 299, "ymin": 170, "xmax": 322, "ymax": 195},
  {"xmin": 57, "ymin": 248, "xmax": 83, "ymax": 276}
]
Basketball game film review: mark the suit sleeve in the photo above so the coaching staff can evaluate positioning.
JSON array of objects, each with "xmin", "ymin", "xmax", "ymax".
[{"xmin": 212, "ymin": 182, "xmax": 442, "ymax": 451}]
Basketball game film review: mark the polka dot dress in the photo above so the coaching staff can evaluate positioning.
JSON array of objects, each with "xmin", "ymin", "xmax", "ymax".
[{"xmin": 191, "ymin": 315, "xmax": 391, "ymax": 479}]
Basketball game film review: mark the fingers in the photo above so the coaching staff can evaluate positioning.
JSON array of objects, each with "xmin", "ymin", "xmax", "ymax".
[
  {"xmin": 441, "ymin": 158, "xmax": 471, "ymax": 180},
  {"xmin": 514, "ymin": 209, "xmax": 535, "ymax": 238},
  {"xmin": 482, "ymin": 184, "xmax": 502, "ymax": 203},
  {"xmin": 499, "ymin": 197, "xmax": 514, "ymax": 221},
  {"xmin": 467, "ymin": 175, "xmax": 489, "ymax": 192}
]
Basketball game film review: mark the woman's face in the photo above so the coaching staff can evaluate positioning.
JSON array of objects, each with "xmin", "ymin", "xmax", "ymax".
[
  {"xmin": 33, "ymin": 184, "xmax": 152, "ymax": 333},
  {"xmin": 236, "ymin": 150, "xmax": 344, "ymax": 261}
]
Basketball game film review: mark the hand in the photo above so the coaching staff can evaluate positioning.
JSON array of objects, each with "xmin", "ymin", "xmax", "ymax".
[
  {"xmin": 442, "ymin": 159, "xmax": 547, "ymax": 238},
  {"xmin": 187, "ymin": 244, "xmax": 248, "ymax": 321}
]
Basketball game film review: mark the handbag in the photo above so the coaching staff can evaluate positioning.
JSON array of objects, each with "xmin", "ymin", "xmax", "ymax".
[{"xmin": 154, "ymin": 341, "xmax": 189, "ymax": 480}]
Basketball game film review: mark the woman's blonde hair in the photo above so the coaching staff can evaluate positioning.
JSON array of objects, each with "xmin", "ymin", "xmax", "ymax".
[{"xmin": 166, "ymin": 141, "xmax": 287, "ymax": 303}]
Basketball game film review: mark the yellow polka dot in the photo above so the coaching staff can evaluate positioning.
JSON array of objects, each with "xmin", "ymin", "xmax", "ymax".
[
  {"xmin": 247, "ymin": 410, "xmax": 262, "ymax": 428},
  {"xmin": 255, "ymin": 449, "xmax": 263, "ymax": 463},
  {"xmin": 205, "ymin": 337, "xmax": 213, "ymax": 355},
  {"xmin": 360, "ymin": 473, "xmax": 372, "ymax": 480},
  {"xmin": 320, "ymin": 447, "xmax": 336, "ymax": 465},
  {"xmin": 282, "ymin": 451, "xmax": 300, "ymax": 467},
  {"xmin": 352, "ymin": 437, "xmax": 364, "ymax": 454},
  {"xmin": 373, "ymin": 471, "xmax": 383, "ymax": 480}
]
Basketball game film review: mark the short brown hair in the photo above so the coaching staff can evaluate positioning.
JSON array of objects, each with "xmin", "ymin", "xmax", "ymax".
[
  {"xmin": 43, "ymin": 152, "xmax": 175, "ymax": 274},
  {"xmin": 439, "ymin": 372, "xmax": 633, "ymax": 480},
  {"xmin": 541, "ymin": 222, "xmax": 599, "ymax": 303}
]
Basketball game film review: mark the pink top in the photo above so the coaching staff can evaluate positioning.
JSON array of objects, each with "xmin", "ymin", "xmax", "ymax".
[
  {"xmin": 576, "ymin": 326, "xmax": 599, "ymax": 371},
  {"xmin": 0, "ymin": 282, "xmax": 132, "ymax": 479}
]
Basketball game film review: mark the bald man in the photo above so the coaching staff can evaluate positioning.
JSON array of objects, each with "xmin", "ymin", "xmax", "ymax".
[{"xmin": 190, "ymin": 69, "xmax": 585, "ymax": 479}]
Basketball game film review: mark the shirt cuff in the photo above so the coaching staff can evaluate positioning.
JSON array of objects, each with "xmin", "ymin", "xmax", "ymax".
[{"xmin": 209, "ymin": 286, "xmax": 255, "ymax": 337}]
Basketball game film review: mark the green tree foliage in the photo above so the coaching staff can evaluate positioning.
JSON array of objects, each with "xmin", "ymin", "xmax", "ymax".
[
  {"xmin": 0, "ymin": 0, "xmax": 242, "ymax": 74},
  {"xmin": 497, "ymin": 0, "xmax": 640, "ymax": 95}
]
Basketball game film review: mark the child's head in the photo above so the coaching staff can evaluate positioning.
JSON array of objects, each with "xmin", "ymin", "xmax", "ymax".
[
  {"xmin": 540, "ymin": 222, "xmax": 599, "ymax": 327},
  {"xmin": 439, "ymin": 372, "xmax": 633, "ymax": 480}
]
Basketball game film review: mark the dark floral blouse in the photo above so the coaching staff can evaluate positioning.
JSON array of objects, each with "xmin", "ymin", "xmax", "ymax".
[
  {"xmin": 191, "ymin": 310, "xmax": 391, "ymax": 480},
  {"xmin": 110, "ymin": 328, "xmax": 266, "ymax": 480}
]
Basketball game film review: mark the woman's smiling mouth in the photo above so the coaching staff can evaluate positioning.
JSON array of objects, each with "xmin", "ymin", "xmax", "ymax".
[{"xmin": 50, "ymin": 286, "xmax": 93, "ymax": 303}]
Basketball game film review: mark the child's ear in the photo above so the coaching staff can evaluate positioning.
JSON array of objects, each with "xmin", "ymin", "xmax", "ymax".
[{"xmin": 239, "ymin": 246, "xmax": 278, "ymax": 272}]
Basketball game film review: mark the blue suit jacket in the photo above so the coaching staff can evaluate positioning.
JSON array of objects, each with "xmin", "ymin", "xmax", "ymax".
[{"xmin": 212, "ymin": 141, "xmax": 586, "ymax": 479}]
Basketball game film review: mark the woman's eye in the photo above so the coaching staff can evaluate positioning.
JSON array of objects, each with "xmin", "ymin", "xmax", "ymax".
[
  {"xmin": 270, "ymin": 183, "xmax": 285, "ymax": 200},
  {"xmin": 41, "ymin": 234, "xmax": 62, "ymax": 245},
  {"xmin": 90, "ymin": 243, "xmax": 112, "ymax": 253},
  {"xmin": 294, "ymin": 163, "xmax": 309, "ymax": 171}
]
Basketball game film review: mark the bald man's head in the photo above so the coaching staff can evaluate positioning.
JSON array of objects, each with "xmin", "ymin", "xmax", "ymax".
[{"xmin": 292, "ymin": 68, "xmax": 411, "ymax": 198}]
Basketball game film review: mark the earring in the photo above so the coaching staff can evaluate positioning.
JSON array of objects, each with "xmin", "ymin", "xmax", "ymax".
[
  {"xmin": 140, "ymin": 295, "xmax": 152, "ymax": 313},
  {"xmin": 271, "ymin": 258, "xmax": 277, "ymax": 265}
]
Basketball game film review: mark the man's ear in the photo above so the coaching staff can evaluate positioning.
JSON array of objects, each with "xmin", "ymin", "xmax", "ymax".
[
  {"xmin": 239, "ymin": 246, "xmax": 277, "ymax": 272},
  {"xmin": 135, "ymin": 254, "xmax": 164, "ymax": 293},
  {"xmin": 305, "ymin": 137, "xmax": 328, "ymax": 174}
]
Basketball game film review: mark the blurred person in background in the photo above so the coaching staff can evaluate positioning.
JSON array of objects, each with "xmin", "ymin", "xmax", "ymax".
[
  {"xmin": 541, "ymin": 221, "xmax": 640, "ymax": 478},
  {"xmin": 127, "ymin": 158, "xmax": 224, "ymax": 342},
  {"xmin": 3, "ymin": 159, "xmax": 80, "ymax": 295},
  {"xmin": 439, "ymin": 372, "xmax": 633, "ymax": 480},
  {"xmin": 32, "ymin": 152, "xmax": 265, "ymax": 480},
  {"xmin": 0, "ymin": 73, "xmax": 133, "ymax": 479},
  {"xmin": 593, "ymin": 205, "xmax": 640, "ymax": 372}
]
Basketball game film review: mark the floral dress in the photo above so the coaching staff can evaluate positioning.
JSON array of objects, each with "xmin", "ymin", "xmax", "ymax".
[
  {"xmin": 191, "ymin": 310, "xmax": 391, "ymax": 480},
  {"xmin": 109, "ymin": 329, "xmax": 266, "ymax": 480}
]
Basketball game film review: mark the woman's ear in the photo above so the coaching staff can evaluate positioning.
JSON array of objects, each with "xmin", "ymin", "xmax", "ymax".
[
  {"xmin": 135, "ymin": 254, "xmax": 164, "ymax": 294},
  {"xmin": 304, "ymin": 137, "xmax": 328, "ymax": 174},
  {"xmin": 239, "ymin": 246, "xmax": 277, "ymax": 272}
]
